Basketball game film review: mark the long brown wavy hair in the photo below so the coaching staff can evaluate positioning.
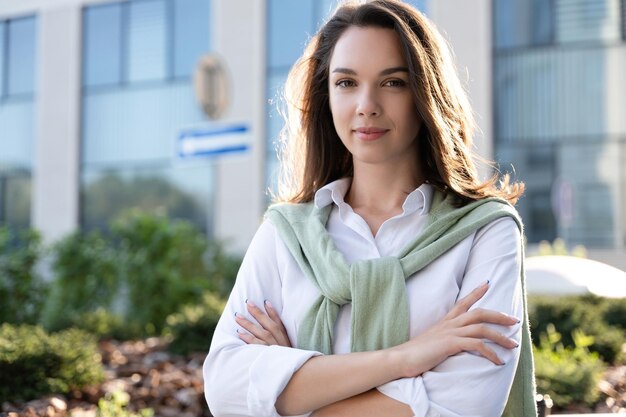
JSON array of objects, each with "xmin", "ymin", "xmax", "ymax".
[{"xmin": 274, "ymin": 0, "xmax": 523, "ymax": 205}]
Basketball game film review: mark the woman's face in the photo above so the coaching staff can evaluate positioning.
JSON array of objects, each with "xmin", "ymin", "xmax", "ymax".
[{"xmin": 328, "ymin": 25, "xmax": 421, "ymax": 168}]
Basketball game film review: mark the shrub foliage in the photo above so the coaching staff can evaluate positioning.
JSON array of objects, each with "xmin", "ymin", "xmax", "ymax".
[
  {"xmin": 0, "ymin": 324, "xmax": 104, "ymax": 402},
  {"xmin": 533, "ymin": 324, "xmax": 606, "ymax": 408},
  {"xmin": 42, "ymin": 211, "xmax": 240, "ymax": 338},
  {"xmin": 0, "ymin": 227, "xmax": 47, "ymax": 325},
  {"xmin": 529, "ymin": 294, "xmax": 625, "ymax": 364},
  {"xmin": 43, "ymin": 231, "xmax": 119, "ymax": 331},
  {"xmin": 164, "ymin": 291, "xmax": 226, "ymax": 356},
  {"xmin": 112, "ymin": 211, "xmax": 213, "ymax": 335}
]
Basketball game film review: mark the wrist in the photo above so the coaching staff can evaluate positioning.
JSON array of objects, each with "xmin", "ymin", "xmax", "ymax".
[{"xmin": 381, "ymin": 345, "xmax": 409, "ymax": 380}]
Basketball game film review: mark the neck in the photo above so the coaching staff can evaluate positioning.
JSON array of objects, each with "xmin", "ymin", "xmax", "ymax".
[{"xmin": 346, "ymin": 159, "xmax": 424, "ymax": 214}]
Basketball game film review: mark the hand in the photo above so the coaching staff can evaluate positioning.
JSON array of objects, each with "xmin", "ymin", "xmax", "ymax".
[
  {"xmin": 388, "ymin": 281, "xmax": 520, "ymax": 378},
  {"xmin": 235, "ymin": 299, "xmax": 292, "ymax": 347}
]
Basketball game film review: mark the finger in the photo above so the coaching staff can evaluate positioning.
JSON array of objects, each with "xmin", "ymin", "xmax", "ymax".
[
  {"xmin": 246, "ymin": 300, "xmax": 289, "ymax": 346},
  {"xmin": 457, "ymin": 324, "xmax": 519, "ymax": 349},
  {"xmin": 235, "ymin": 312, "xmax": 278, "ymax": 345},
  {"xmin": 458, "ymin": 337, "xmax": 505, "ymax": 366},
  {"xmin": 446, "ymin": 280, "xmax": 490, "ymax": 319},
  {"xmin": 455, "ymin": 308, "xmax": 520, "ymax": 327},
  {"xmin": 237, "ymin": 328, "xmax": 268, "ymax": 346},
  {"xmin": 263, "ymin": 300, "xmax": 291, "ymax": 347}
]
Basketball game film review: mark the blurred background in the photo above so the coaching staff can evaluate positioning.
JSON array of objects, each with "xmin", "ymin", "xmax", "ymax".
[
  {"xmin": 0, "ymin": 0, "xmax": 625, "ymax": 415},
  {"xmin": 0, "ymin": 0, "xmax": 624, "ymax": 268}
]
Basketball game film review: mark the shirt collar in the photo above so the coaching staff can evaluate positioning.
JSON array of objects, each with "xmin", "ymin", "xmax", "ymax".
[
  {"xmin": 404, "ymin": 183, "xmax": 433, "ymax": 216},
  {"xmin": 314, "ymin": 178, "xmax": 351, "ymax": 208},
  {"xmin": 313, "ymin": 178, "xmax": 433, "ymax": 216}
]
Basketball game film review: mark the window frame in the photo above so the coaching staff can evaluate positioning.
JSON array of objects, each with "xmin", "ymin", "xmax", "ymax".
[{"xmin": 81, "ymin": 0, "xmax": 211, "ymax": 90}]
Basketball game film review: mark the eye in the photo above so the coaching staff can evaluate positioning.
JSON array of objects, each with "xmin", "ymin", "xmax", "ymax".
[
  {"xmin": 383, "ymin": 79, "xmax": 407, "ymax": 88},
  {"xmin": 335, "ymin": 79, "xmax": 356, "ymax": 88}
]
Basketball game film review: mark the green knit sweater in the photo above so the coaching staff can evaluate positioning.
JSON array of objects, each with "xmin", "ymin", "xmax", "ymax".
[{"xmin": 266, "ymin": 189, "xmax": 537, "ymax": 416}]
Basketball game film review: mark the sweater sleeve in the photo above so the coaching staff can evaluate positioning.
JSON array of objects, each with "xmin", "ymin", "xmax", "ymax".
[
  {"xmin": 376, "ymin": 217, "xmax": 524, "ymax": 417},
  {"xmin": 203, "ymin": 220, "xmax": 322, "ymax": 417}
]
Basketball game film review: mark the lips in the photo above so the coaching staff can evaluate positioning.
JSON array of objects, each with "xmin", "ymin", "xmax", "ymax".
[{"xmin": 354, "ymin": 127, "xmax": 389, "ymax": 141}]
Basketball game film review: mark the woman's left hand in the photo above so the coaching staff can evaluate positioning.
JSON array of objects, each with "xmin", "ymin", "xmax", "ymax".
[{"xmin": 235, "ymin": 299, "xmax": 292, "ymax": 347}]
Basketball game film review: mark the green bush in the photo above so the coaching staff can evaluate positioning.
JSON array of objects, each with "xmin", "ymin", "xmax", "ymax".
[
  {"xmin": 41, "ymin": 211, "xmax": 237, "ymax": 339},
  {"xmin": 66, "ymin": 308, "xmax": 140, "ymax": 341},
  {"xmin": 533, "ymin": 324, "xmax": 606, "ymax": 408},
  {"xmin": 43, "ymin": 231, "xmax": 120, "ymax": 331},
  {"xmin": 603, "ymin": 297, "xmax": 626, "ymax": 330},
  {"xmin": 529, "ymin": 295, "xmax": 624, "ymax": 364},
  {"xmin": 0, "ymin": 323, "xmax": 104, "ymax": 402},
  {"xmin": 113, "ymin": 211, "xmax": 213, "ymax": 336},
  {"xmin": 0, "ymin": 227, "xmax": 47, "ymax": 324},
  {"xmin": 205, "ymin": 240, "xmax": 242, "ymax": 299},
  {"xmin": 164, "ymin": 291, "xmax": 226, "ymax": 356}
]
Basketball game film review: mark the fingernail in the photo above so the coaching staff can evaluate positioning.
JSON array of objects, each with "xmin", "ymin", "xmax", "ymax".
[
  {"xmin": 507, "ymin": 314, "xmax": 520, "ymax": 323},
  {"xmin": 264, "ymin": 299, "xmax": 272, "ymax": 308},
  {"xmin": 509, "ymin": 338, "xmax": 519, "ymax": 348},
  {"xmin": 486, "ymin": 280, "xmax": 490, "ymax": 285},
  {"xmin": 234, "ymin": 312, "xmax": 239, "ymax": 318},
  {"xmin": 244, "ymin": 298, "xmax": 248, "ymax": 304}
]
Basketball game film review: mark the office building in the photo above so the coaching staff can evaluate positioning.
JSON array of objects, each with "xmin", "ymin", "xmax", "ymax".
[{"xmin": 1, "ymin": 0, "xmax": 622, "ymax": 269}]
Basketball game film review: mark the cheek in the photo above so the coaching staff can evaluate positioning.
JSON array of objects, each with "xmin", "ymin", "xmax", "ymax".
[
  {"xmin": 400, "ymin": 101, "xmax": 421, "ymax": 135},
  {"xmin": 329, "ymin": 95, "xmax": 350, "ymax": 128}
]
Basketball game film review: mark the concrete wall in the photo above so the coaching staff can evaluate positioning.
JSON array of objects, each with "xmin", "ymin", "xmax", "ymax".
[
  {"xmin": 429, "ymin": 0, "xmax": 494, "ymax": 179},
  {"xmin": 212, "ymin": 0, "xmax": 266, "ymax": 253}
]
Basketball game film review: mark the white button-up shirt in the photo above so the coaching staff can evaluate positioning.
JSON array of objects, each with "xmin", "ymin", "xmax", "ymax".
[{"xmin": 204, "ymin": 178, "xmax": 523, "ymax": 417}]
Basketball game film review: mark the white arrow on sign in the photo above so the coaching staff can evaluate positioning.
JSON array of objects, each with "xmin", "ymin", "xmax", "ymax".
[{"xmin": 177, "ymin": 123, "xmax": 250, "ymax": 159}]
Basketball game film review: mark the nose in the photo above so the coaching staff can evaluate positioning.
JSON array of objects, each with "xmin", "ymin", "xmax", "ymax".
[{"xmin": 356, "ymin": 87, "xmax": 381, "ymax": 117}]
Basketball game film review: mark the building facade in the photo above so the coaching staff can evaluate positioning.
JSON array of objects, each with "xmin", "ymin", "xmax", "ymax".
[
  {"xmin": 493, "ymin": 0, "xmax": 626, "ymax": 267},
  {"xmin": 5, "ymin": 0, "xmax": 621, "ymax": 269},
  {"xmin": 0, "ymin": 0, "xmax": 267, "ymax": 252},
  {"xmin": 0, "ymin": 0, "xmax": 457, "ymax": 255}
]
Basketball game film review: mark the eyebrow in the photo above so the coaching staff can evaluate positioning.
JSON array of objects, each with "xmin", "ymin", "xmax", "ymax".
[{"xmin": 331, "ymin": 66, "xmax": 409, "ymax": 76}]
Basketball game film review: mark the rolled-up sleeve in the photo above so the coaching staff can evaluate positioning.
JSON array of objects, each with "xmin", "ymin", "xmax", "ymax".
[
  {"xmin": 376, "ymin": 217, "xmax": 523, "ymax": 417},
  {"xmin": 203, "ymin": 221, "xmax": 321, "ymax": 417}
]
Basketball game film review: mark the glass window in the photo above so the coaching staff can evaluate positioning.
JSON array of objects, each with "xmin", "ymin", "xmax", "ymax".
[
  {"xmin": 127, "ymin": 0, "xmax": 167, "ymax": 83},
  {"xmin": 527, "ymin": 144, "xmax": 554, "ymax": 169},
  {"xmin": 0, "ymin": 101, "xmax": 35, "ymax": 168},
  {"xmin": 622, "ymin": 0, "xmax": 626, "ymax": 40},
  {"xmin": 83, "ymin": 3, "xmax": 123, "ymax": 88},
  {"xmin": 495, "ymin": 0, "xmax": 555, "ymax": 48},
  {"xmin": 527, "ymin": 190, "xmax": 556, "ymax": 243},
  {"xmin": 556, "ymin": 0, "xmax": 621, "ymax": 44},
  {"xmin": 82, "ymin": 83, "xmax": 204, "ymax": 165},
  {"xmin": 0, "ymin": 21, "xmax": 5, "ymax": 98},
  {"xmin": 3, "ymin": 173, "xmax": 31, "ymax": 229},
  {"xmin": 81, "ymin": 166, "xmax": 212, "ymax": 234},
  {"xmin": 268, "ymin": 0, "xmax": 315, "ymax": 68},
  {"xmin": 532, "ymin": 0, "xmax": 554, "ymax": 45},
  {"xmin": 7, "ymin": 16, "xmax": 36, "ymax": 96},
  {"xmin": 494, "ymin": 0, "xmax": 521, "ymax": 48},
  {"xmin": 173, "ymin": 0, "xmax": 210, "ymax": 78}
]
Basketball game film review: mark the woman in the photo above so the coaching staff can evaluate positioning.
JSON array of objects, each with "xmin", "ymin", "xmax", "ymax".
[{"xmin": 203, "ymin": 1, "xmax": 536, "ymax": 416}]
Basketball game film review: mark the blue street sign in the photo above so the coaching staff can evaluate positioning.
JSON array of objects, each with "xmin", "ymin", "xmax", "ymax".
[{"xmin": 177, "ymin": 123, "xmax": 250, "ymax": 159}]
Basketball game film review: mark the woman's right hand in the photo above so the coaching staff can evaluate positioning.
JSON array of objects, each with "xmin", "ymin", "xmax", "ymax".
[
  {"xmin": 235, "ymin": 299, "xmax": 292, "ymax": 347},
  {"xmin": 387, "ymin": 280, "xmax": 520, "ymax": 378}
]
